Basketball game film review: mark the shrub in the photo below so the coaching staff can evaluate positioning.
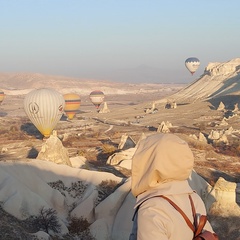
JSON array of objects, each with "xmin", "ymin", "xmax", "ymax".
[
  {"xmin": 188, "ymin": 139, "xmax": 213, "ymax": 151},
  {"xmin": 78, "ymin": 149, "xmax": 97, "ymax": 161},
  {"xmin": 68, "ymin": 216, "xmax": 95, "ymax": 239},
  {"xmin": 101, "ymin": 143, "xmax": 117, "ymax": 154},
  {"xmin": 48, "ymin": 180, "xmax": 88, "ymax": 199},
  {"xmin": 211, "ymin": 135, "xmax": 239, "ymax": 156},
  {"xmin": 95, "ymin": 179, "xmax": 122, "ymax": 205},
  {"xmin": 214, "ymin": 143, "xmax": 240, "ymax": 157},
  {"xmin": 33, "ymin": 207, "xmax": 61, "ymax": 234},
  {"xmin": 68, "ymin": 216, "xmax": 89, "ymax": 234},
  {"xmin": 48, "ymin": 180, "xmax": 67, "ymax": 197}
]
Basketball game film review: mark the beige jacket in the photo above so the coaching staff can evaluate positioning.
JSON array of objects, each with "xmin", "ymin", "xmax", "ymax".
[{"xmin": 130, "ymin": 133, "xmax": 214, "ymax": 240}]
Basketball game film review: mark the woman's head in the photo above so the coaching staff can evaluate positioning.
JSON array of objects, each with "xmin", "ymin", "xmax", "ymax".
[{"xmin": 131, "ymin": 133, "xmax": 194, "ymax": 197}]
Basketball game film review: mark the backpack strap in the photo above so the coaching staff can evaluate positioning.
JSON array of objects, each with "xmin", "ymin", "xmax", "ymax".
[
  {"xmin": 160, "ymin": 195, "xmax": 195, "ymax": 232},
  {"xmin": 188, "ymin": 195, "xmax": 207, "ymax": 237},
  {"xmin": 132, "ymin": 194, "xmax": 213, "ymax": 239},
  {"xmin": 189, "ymin": 194, "xmax": 198, "ymax": 228}
]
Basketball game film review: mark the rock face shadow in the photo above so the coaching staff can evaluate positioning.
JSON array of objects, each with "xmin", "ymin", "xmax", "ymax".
[
  {"xmin": 27, "ymin": 147, "xmax": 39, "ymax": 159},
  {"xmin": 20, "ymin": 123, "xmax": 43, "ymax": 139},
  {"xmin": 0, "ymin": 111, "xmax": 7, "ymax": 117}
]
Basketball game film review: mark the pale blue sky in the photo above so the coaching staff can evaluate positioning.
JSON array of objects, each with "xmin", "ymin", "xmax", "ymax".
[{"xmin": 0, "ymin": 0, "xmax": 239, "ymax": 83}]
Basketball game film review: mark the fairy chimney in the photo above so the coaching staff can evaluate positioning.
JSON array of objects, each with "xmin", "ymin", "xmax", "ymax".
[
  {"xmin": 233, "ymin": 103, "xmax": 239, "ymax": 112},
  {"xmin": 157, "ymin": 121, "xmax": 170, "ymax": 133},
  {"xmin": 199, "ymin": 132, "xmax": 208, "ymax": 143},
  {"xmin": 209, "ymin": 177, "xmax": 240, "ymax": 217},
  {"xmin": 37, "ymin": 131, "xmax": 72, "ymax": 166},
  {"xmin": 217, "ymin": 101, "xmax": 225, "ymax": 111},
  {"xmin": 118, "ymin": 134, "xmax": 136, "ymax": 150},
  {"xmin": 99, "ymin": 102, "xmax": 110, "ymax": 113}
]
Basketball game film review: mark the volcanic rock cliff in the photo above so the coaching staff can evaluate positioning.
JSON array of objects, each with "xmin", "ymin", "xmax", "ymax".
[{"xmin": 170, "ymin": 58, "xmax": 240, "ymax": 106}]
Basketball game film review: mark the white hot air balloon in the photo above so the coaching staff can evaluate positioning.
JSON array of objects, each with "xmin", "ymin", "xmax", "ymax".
[
  {"xmin": 24, "ymin": 88, "xmax": 65, "ymax": 137},
  {"xmin": 185, "ymin": 57, "xmax": 200, "ymax": 75}
]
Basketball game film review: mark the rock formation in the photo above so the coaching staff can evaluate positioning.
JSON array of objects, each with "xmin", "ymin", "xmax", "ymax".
[
  {"xmin": 224, "ymin": 126, "xmax": 233, "ymax": 135},
  {"xmin": 165, "ymin": 101, "xmax": 177, "ymax": 109},
  {"xmin": 189, "ymin": 134, "xmax": 198, "ymax": 140},
  {"xmin": 209, "ymin": 177, "xmax": 239, "ymax": 215},
  {"xmin": 219, "ymin": 118, "xmax": 228, "ymax": 126},
  {"xmin": 37, "ymin": 131, "xmax": 72, "ymax": 166},
  {"xmin": 99, "ymin": 102, "xmax": 110, "ymax": 113},
  {"xmin": 145, "ymin": 101, "xmax": 158, "ymax": 114},
  {"xmin": 205, "ymin": 59, "xmax": 240, "ymax": 76},
  {"xmin": 208, "ymin": 130, "xmax": 229, "ymax": 145},
  {"xmin": 208, "ymin": 177, "xmax": 240, "ymax": 239},
  {"xmin": 233, "ymin": 103, "xmax": 239, "ymax": 112},
  {"xmin": 217, "ymin": 101, "xmax": 225, "ymax": 111},
  {"xmin": 168, "ymin": 58, "xmax": 240, "ymax": 102},
  {"xmin": 118, "ymin": 134, "xmax": 136, "ymax": 150},
  {"xmin": 157, "ymin": 121, "xmax": 170, "ymax": 133},
  {"xmin": 107, "ymin": 148, "xmax": 136, "ymax": 168},
  {"xmin": 165, "ymin": 121, "xmax": 173, "ymax": 128},
  {"xmin": 199, "ymin": 132, "xmax": 208, "ymax": 143}
]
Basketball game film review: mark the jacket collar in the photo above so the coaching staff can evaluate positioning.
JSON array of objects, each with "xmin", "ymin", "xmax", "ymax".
[{"xmin": 135, "ymin": 180, "xmax": 194, "ymax": 208}]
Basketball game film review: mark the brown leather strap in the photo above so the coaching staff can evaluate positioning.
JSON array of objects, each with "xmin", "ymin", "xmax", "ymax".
[
  {"xmin": 194, "ymin": 230, "xmax": 219, "ymax": 240},
  {"xmin": 134, "ymin": 194, "xmax": 211, "ymax": 238},
  {"xmin": 189, "ymin": 194, "xmax": 198, "ymax": 230},
  {"xmin": 195, "ymin": 215, "xmax": 207, "ymax": 236},
  {"xmin": 189, "ymin": 195, "xmax": 208, "ymax": 237},
  {"xmin": 160, "ymin": 195, "xmax": 195, "ymax": 232},
  {"xmin": 160, "ymin": 195, "xmax": 211, "ymax": 239}
]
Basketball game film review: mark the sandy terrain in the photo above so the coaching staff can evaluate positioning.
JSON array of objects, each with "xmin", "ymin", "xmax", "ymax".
[{"xmin": 0, "ymin": 88, "xmax": 239, "ymax": 186}]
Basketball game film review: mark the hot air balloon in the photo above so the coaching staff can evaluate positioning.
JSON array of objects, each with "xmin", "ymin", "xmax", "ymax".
[
  {"xmin": 185, "ymin": 57, "xmax": 200, "ymax": 75},
  {"xmin": 89, "ymin": 90, "xmax": 105, "ymax": 109},
  {"xmin": 24, "ymin": 88, "xmax": 65, "ymax": 137},
  {"xmin": 63, "ymin": 93, "xmax": 81, "ymax": 120},
  {"xmin": 0, "ymin": 90, "xmax": 5, "ymax": 105}
]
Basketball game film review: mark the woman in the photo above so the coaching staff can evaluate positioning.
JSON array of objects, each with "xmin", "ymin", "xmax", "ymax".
[{"xmin": 130, "ymin": 133, "xmax": 216, "ymax": 240}]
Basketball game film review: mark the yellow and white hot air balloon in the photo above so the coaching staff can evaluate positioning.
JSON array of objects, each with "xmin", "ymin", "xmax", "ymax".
[
  {"xmin": 63, "ymin": 93, "xmax": 81, "ymax": 120},
  {"xmin": 89, "ymin": 90, "xmax": 105, "ymax": 109},
  {"xmin": 185, "ymin": 57, "xmax": 200, "ymax": 75},
  {"xmin": 24, "ymin": 88, "xmax": 65, "ymax": 137},
  {"xmin": 0, "ymin": 90, "xmax": 5, "ymax": 105}
]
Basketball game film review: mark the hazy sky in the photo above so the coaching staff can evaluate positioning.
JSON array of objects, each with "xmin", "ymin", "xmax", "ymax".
[{"xmin": 1, "ymin": 0, "xmax": 239, "ymax": 83}]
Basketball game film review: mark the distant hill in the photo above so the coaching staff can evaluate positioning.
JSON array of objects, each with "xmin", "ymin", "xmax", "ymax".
[
  {"xmin": 0, "ymin": 72, "xmax": 118, "ymax": 91},
  {"xmin": 2, "ymin": 58, "xmax": 240, "ymax": 103},
  {"xmin": 0, "ymin": 72, "xmax": 184, "ymax": 96},
  {"xmin": 167, "ymin": 58, "xmax": 240, "ymax": 108}
]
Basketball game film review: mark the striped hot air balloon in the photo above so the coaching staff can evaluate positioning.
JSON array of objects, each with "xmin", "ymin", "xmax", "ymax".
[
  {"xmin": 0, "ymin": 90, "xmax": 5, "ymax": 105},
  {"xmin": 63, "ymin": 93, "xmax": 81, "ymax": 120},
  {"xmin": 89, "ymin": 90, "xmax": 105, "ymax": 109},
  {"xmin": 185, "ymin": 57, "xmax": 200, "ymax": 75},
  {"xmin": 24, "ymin": 88, "xmax": 65, "ymax": 137}
]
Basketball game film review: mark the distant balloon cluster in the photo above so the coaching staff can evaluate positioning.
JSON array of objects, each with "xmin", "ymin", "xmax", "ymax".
[
  {"xmin": 19, "ymin": 88, "xmax": 105, "ymax": 138},
  {"xmin": 185, "ymin": 57, "xmax": 200, "ymax": 75},
  {"xmin": 2, "ymin": 57, "xmax": 201, "ymax": 139}
]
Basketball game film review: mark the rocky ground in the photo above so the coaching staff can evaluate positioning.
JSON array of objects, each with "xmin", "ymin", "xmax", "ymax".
[{"xmin": 0, "ymin": 91, "xmax": 239, "ymax": 186}]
